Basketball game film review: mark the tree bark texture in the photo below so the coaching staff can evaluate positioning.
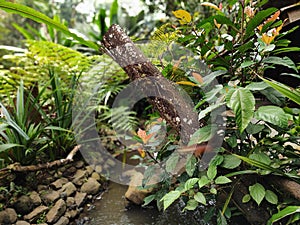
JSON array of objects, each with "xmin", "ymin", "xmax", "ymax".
[{"xmin": 101, "ymin": 24, "xmax": 199, "ymax": 144}]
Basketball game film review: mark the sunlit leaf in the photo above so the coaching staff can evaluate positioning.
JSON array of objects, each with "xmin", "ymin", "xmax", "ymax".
[
  {"xmin": 267, "ymin": 206, "xmax": 300, "ymax": 225},
  {"xmin": 172, "ymin": 9, "xmax": 192, "ymax": 25},
  {"xmin": 201, "ymin": 2, "xmax": 220, "ymax": 11},
  {"xmin": 265, "ymin": 190, "xmax": 278, "ymax": 205},
  {"xmin": 161, "ymin": 190, "xmax": 181, "ymax": 210},
  {"xmin": 194, "ymin": 192, "xmax": 206, "ymax": 205},
  {"xmin": 215, "ymin": 176, "xmax": 232, "ymax": 184},
  {"xmin": 254, "ymin": 106, "xmax": 290, "ymax": 128}
]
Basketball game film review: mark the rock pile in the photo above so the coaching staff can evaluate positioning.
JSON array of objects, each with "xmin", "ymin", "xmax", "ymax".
[{"xmin": 0, "ymin": 160, "xmax": 105, "ymax": 225}]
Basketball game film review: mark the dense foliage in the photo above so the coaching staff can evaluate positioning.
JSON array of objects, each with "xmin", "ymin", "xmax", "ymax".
[{"xmin": 0, "ymin": 0, "xmax": 299, "ymax": 224}]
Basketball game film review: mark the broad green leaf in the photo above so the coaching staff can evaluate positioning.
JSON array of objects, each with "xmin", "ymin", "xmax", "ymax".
[
  {"xmin": 240, "ymin": 61, "xmax": 256, "ymax": 68},
  {"xmin": 188, "ymin": 125, "xmax": 216, "ymax": 146},
  {"xmin": 198, "ymin": 176, "xmax": 210, "ymax": 188},
  {"xmin": 267, "ymin": 206, "xmax": 300, "ymax": 225},
  {"xmin": 245, "ymin": 8, "xmax": 278, "ymax": 39},
  {"xmin": 215, "ymin": 176, "xmax": 232, "ymax": 184},
  {"xmin": 165, "ymin": 152, "xmax": 179, "ymax": 173},
  {"xmin": 202, "ymin": 70, "xmax": 228, "ymax": 87},
  {"xmin": 0, "ymin": 143, "xmax": 23, "ymax": 153},
  {"xmin": 263, "ymin": 56, "xmax": 298, "ymax": 72},
  {"xmin": 249, "ymin": 183, "xmax": 265, "ymax": 206},
  {"xmin": 198, "ymin": 102, "xmax": 225, "ymax": 120},
  {"xmin": 265, "ymin": 190, "xmax": 278, "ymax": 205},
  {"xmin": 194, "ymin": 192, "xmax": 206, "ymax": 205},
  {"xmin": 245, "ymin": 82, "xmax": 269, "ymax": 91},
  {"xmin": 207, "ymin": 165, "xmax": 217, "ymax": 180},
  {"xmin": 255, "ymin": 106, "xmax": 289, "ymax": 128},
  {"xmin": 0, "ymin": 1, "xmax": 98, "ymax": 50},
  {"xmin": 259, "ymin": 76, "xmax": 300, "ymax": 105},
  {"xmin": 249, "ymin": 153, "xmax": 271, "ymax": 165},
  {"xmin": 226, "ymin": 88, "xmax": 255, "ymax": 133},
  {"xmin": 242, "ymin": 194, "xmax": 251, "ymax": 203},
  {"xmin": 184, "ymin": 178, "xmax": 199, "ymax": 191},
  {"xmin": 186, "ymin": 154, "xmax": 197, "ymax": 177},
  {"xmin": 161, "ymin": 190, "xmax": 181, "ymax": 210},
  {"xmin": 142, "ymin": 194, "xmax": 156, "ymax": 207},
  {"xmin": 210, "ymin": 187, "xmax": 217, "ymax": 194},
  {"xmin": 184, "ymin": 199, "xmax": 199, "ymax": 211},
  {"xmin": 221, "ymin": 155, "xmax": 241, "ymax": 169},
  {"xmin": 246, "ymin": 123, "xmax": 265, "ymax": 135}
]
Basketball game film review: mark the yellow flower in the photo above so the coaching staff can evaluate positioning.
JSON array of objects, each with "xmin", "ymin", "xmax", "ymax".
[
  {"xmin": 172, "ymin": 9, "xmax": 192, "ymax": 25},
  {"xmin": 201, "ymin": 2, "xmax": 220, "ymax": 11},
  {"xmin": 214, "ymin": 19, "xmax": 221, "ymax": 29}
]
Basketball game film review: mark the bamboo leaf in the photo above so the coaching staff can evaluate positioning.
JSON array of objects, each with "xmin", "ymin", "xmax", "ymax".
[{"xmin": 0, "ymin": 1, "xmax": 98, "ymax": 50}]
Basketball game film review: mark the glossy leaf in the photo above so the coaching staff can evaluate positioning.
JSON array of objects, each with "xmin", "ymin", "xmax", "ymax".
[
  {"xmin": 198, "ymin": 176, "xmax": 210, "ymax": 188},
  {"xmin": 267, "ymin": 206, "xmax": 300, "ymax": 225},
  {"xmin": 263, "ymin": 56, "xmax": 297, "ymax": 72},
  {"xmin": 255, "ymin": 106, "xmax": 289, "ymax": 128},
  {"xmin": 207, "ymin": 165, "xmax": 217, "ymax": 180},
  {"xmin": 221, "ymin": 154, "xmax": 241, "ymax": 169},
  {"xmin": 265, "ymin": 190, "xmax": 278, "ymax": 205},
  {"xmin": 226, "ymin": 88, "xmax": 255, "ymax": 133},
  {"xmin": 194, "ymin": 192, "xmax": 206, "ymax": 205},
  {"xmin": 161, "ymin": 190, "xmax": 181, "ymax": 210},
  {"xmin": 184, "ymin": 199, "xmax": 199, "ymax": 210},
  {"xmin": 242, "ymin": 194, "xmax": 251, "ymax": 203},
  {"xmin": 259, "ymin": 76, "xmax": 300, "ymax": 105},
  {"xmin": 185, "ymin": 178, "xmax": 199, "ymax": 191},
  {"xmin": 249, "ymin": 183, "xmax": 265, "ymax": 206},
  {"xmin": 215, "ymin": 176, "xmax": 232, "ymax": 184}
]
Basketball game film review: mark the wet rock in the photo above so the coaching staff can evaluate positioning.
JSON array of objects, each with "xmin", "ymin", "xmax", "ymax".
[
  {"xmin": 24, "ymin": 205, "xmax": 48, "ymax": 222},
  {"xmin": 72, "ymin": 170, "xmax": 88, "ymax": 186},
  {"xmin": 125, "ymin": 172, "xmax": 153, "ymax": 205},
  {"xmin": 40, "ymin": 189, "xmax": 60, "ymax": 205},
  {"xmin": 63, "ymin": 166, "xmax": 76, "ymax": 177},
  {"xmin": 37, "ymin": 185, "xmax": 47, "ymax": 192},
  {"xmin": 0, "ymin": 208, "xmax": 17, "ymax": 224},
  {"xmin": 95, "ymin": 165, "xmax": 102, "ymax": 174},
  {"xmin": 29, "ymin": 191, "xmax": 42, "ymax": 207},
  {"xmin": 13, "ymin": 195, "xmax": 33, "ymax": 215},
  {"xmin": 59, "ymin": 182, "xmax": 77, "ymax": 197},
  {"xmin": 75, "ymin": 161, "xmax": 85, "ymax": 169},
  {"xmin": 54, "ymin": 216, "xmax": 69, "ymax": 225},
  {"xmin": 85, "ymin": 166, "xmax": 94, "ymax": 176},
  {"xmin": 65, "ymin": 209, "xmax": 79, "ymax": 219},
  {"xmin": 66, "ymin": 197, "xmax": 75, "ymax": 207},
  {"xmin": 91, "ymin": 172, "xmax": 101, "ymax": 181},
  {"xmin": 16, "ymin": 220, "xmax": 30, "ymax": 225},
  {"xmin": 74, "ymin": 192, "xmax": 87, "ymax": 207},
  {"xmin": 81, "ymin": 178, "xmax": 101, "ymax": 195},
  {"xmin": 46, "ymin": 199, "xmax": 66, "ymax": 223},
  {"xmin": 51, "ymin": 178, "xmax": 69, "ymax": 190}
]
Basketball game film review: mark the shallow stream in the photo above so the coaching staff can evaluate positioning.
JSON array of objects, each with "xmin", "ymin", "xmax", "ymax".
[{"xmin": 84, "ymin": 182, "xmax": 215, "ymax": 225}]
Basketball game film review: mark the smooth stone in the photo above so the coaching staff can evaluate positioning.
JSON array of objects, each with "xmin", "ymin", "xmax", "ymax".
[
  {"xmin": 75, "ymin": 161, "xmax": 85, "ymax": 169},
  {"xmin": 24, "ymin": 205, "xmax": 48, "ymax": 221},
  {"xmin": 13, "ymin": 195, "xmax": 33, "ymax": 215},
  {"xmin": 51, "ymin": 178, "xmax": 69, "ymax": 190},
  {"xmin": 46, "ymin": 199, "xmax": 66, "ymax": 223},
  {"xmin": 53, "ymin": 216, "xmax": 69, "ymax": 225},
  {"xmin": 29, "ymin": 191, "xmax": 42, "ymax": 207},
  {"xmin": 91, "ymin": 172, "xmax": 101, "ymax": 181},
  {"xmin": 59, "ymin": 182, "xmax": 77, "ymax": 197},
  {"xmin": 40, "ymin": 189, "xmax": 60, "ymax": 205},
  {"xmin": 74, "ymin": 192, "xmax": 87, "ymax": 208},
  {"xmin": 16, "ymin": 220, "xmax": 30, "ymax": 225},
  {"xmin": 72, "ymin": 170, "xmax": 88, "ymax": 186},
  {"xmin": 0, "ymin": 208, "xmax": 17, "ymax": 224},
  {"xmin": 66, "ymin": 197, "xmax": 75, "ymax": 207},
  {"xmin": 85, "ymin": 165, "xmax": 94, "ymax": 175},
  {"xmin": 80, "ymin": 178, "xmax": 101, "ymax": 195}
]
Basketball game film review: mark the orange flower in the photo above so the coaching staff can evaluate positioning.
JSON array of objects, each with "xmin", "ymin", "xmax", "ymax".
[
  {"xmin": 137, "ymin": 148, "xmax": 146, "ymax": 158},
  {"xmin": 137, "ymin": 128, "xmax": 154, "ymax": 144},
  {"xmin": 258, "ymin": 10, "xmax": 280, "ymax": 32},
  {"xmin": 244, "ymin": 6, "xmax": 255, "ymax": 18}
]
